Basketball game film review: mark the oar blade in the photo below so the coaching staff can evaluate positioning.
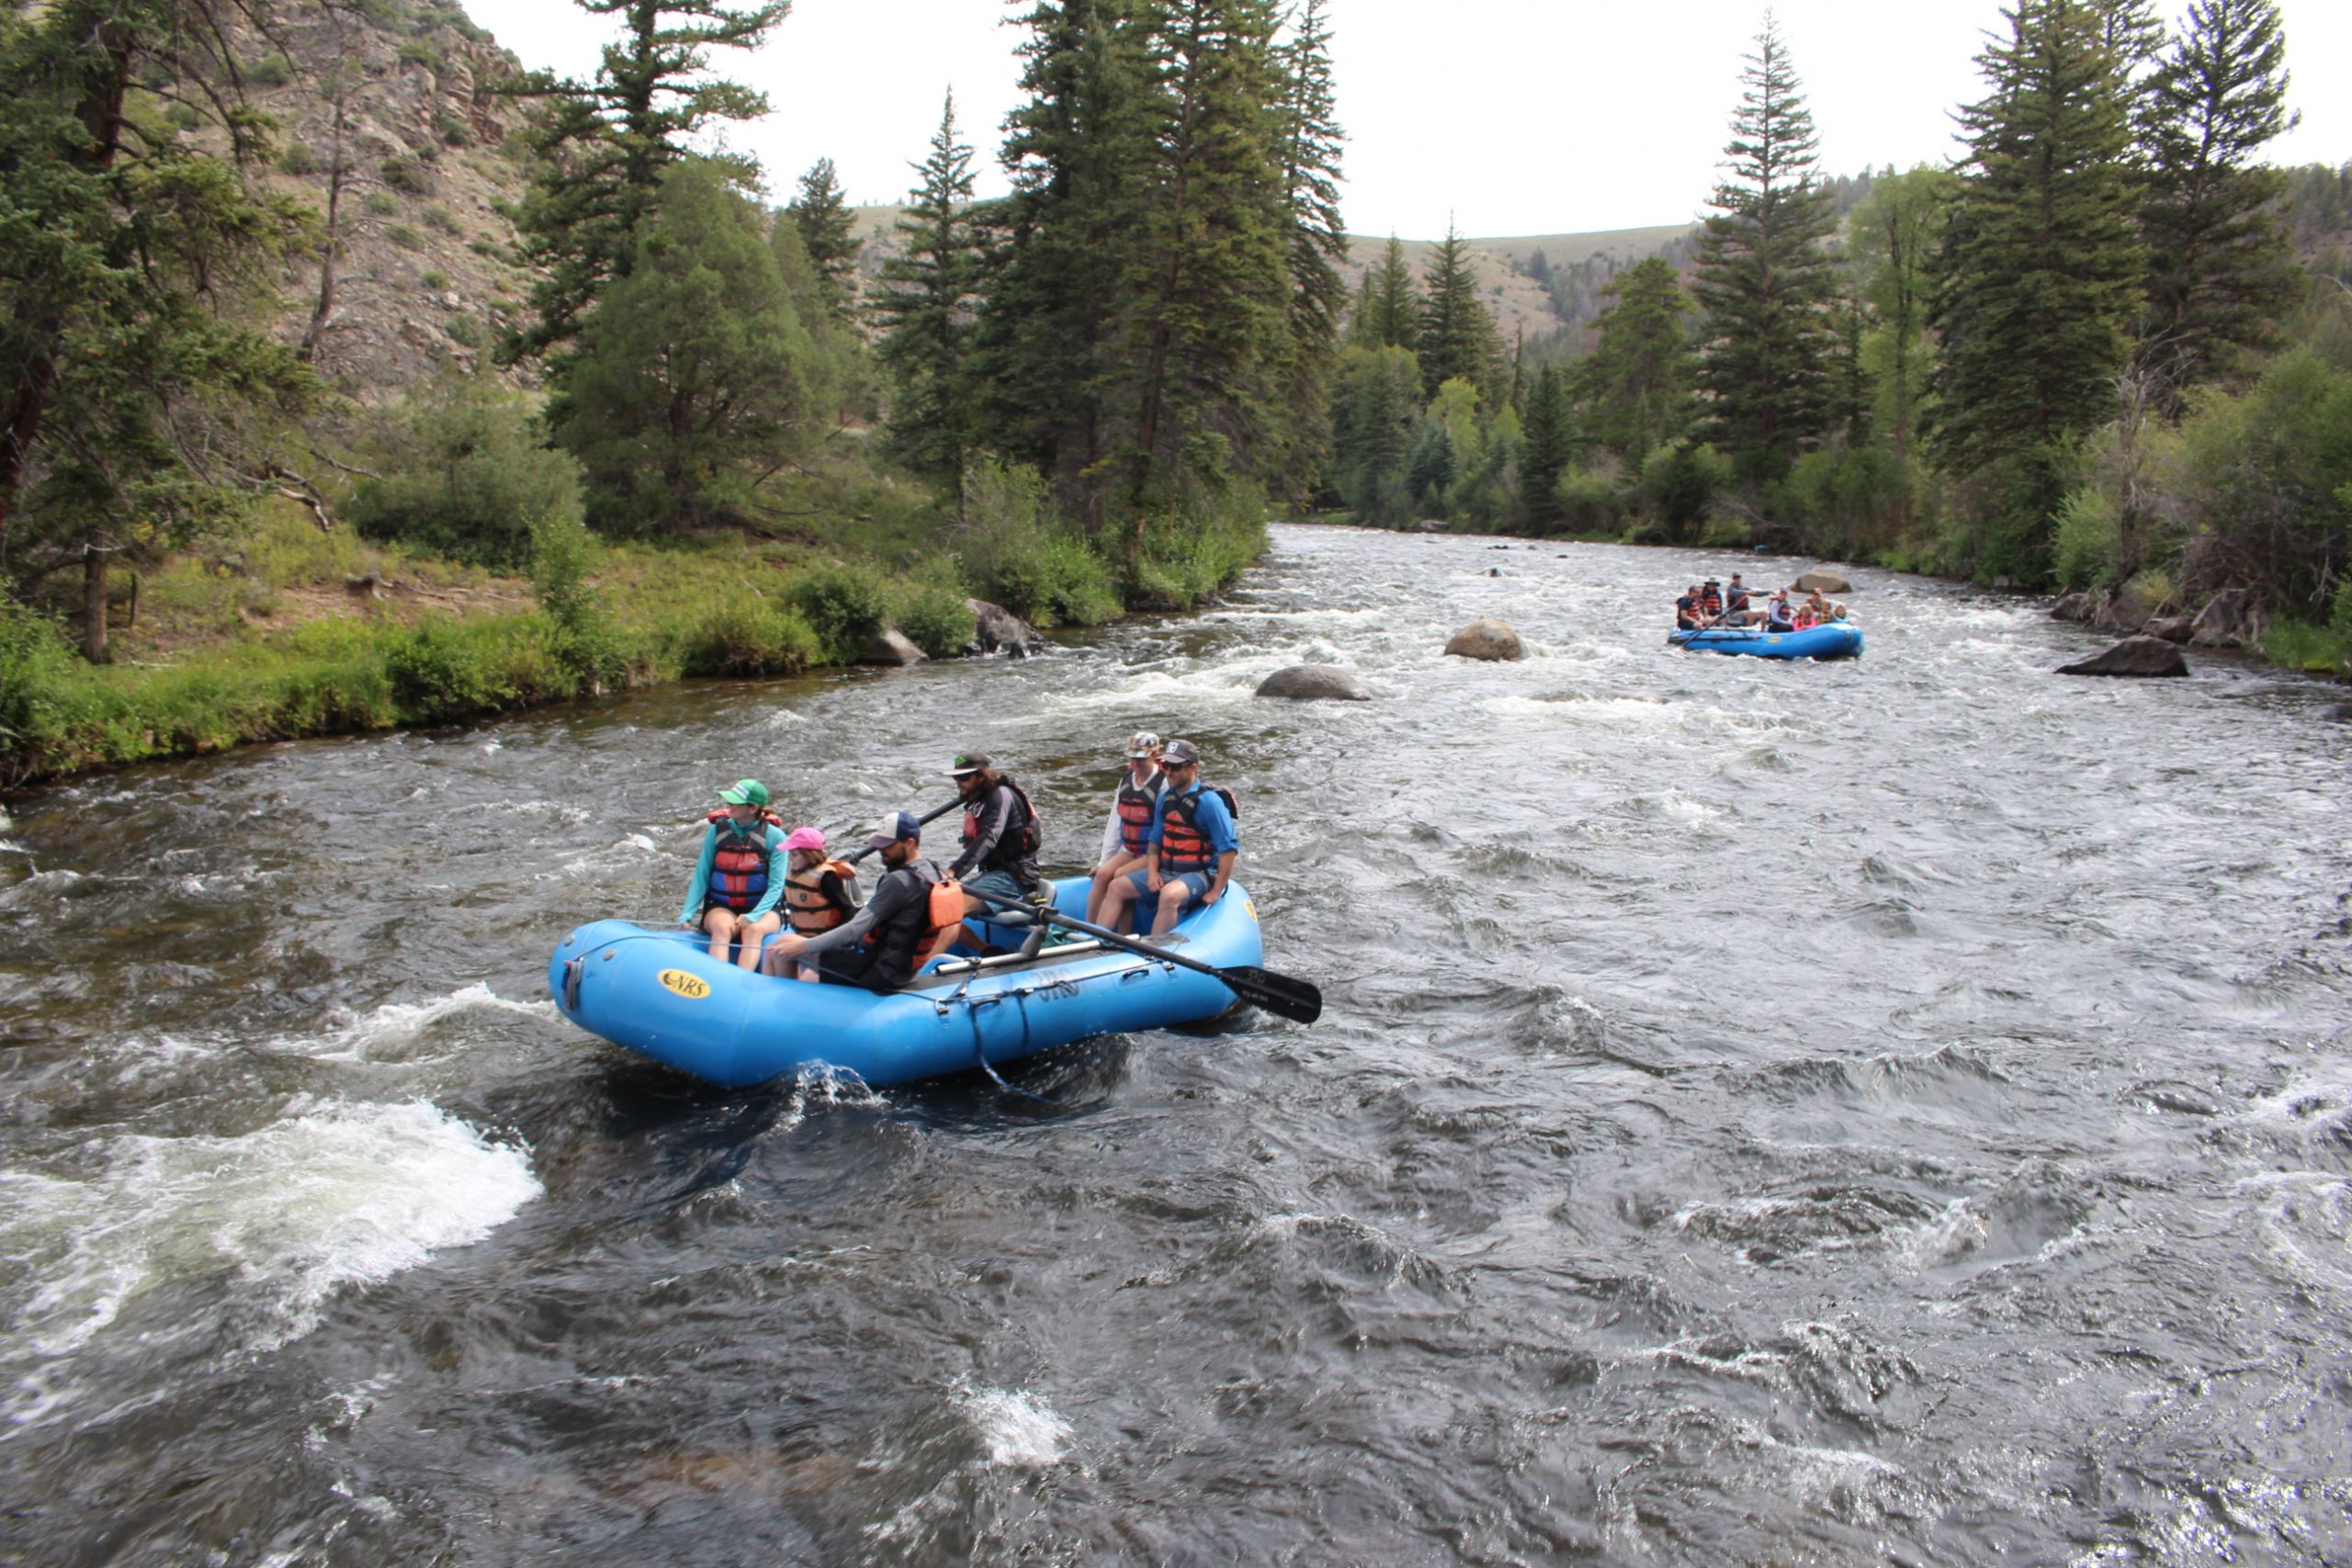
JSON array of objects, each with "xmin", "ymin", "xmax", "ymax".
[{"xmin": 1217, "ymin": 964, "xmax": 1322, "ymax": 1024}]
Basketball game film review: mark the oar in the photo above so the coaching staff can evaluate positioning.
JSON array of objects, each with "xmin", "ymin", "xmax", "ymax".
[
  {"xmin": 965, "ymin": 886, "xmax": 1323, "ymax": 1025},
  {"xmin": 842, "ymin": 797, "xmax": 964, "ymax": 865}
]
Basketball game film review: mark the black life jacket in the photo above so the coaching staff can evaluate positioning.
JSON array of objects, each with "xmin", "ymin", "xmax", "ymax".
[
  {"xmin": 783, "ymin": 858, "xmax": 859, "ymax": 936},
  {"xmin": 857, "ymin": 859, "xmax": 962, "ymax": 987},
  {"xmin": 1765, "ymin": 599, "xmax": 1795, "ymax": 631},
  {"xmin": 704, "ymin": 808, "xmax": 784, "ymax": 912},
  {"xmin": 1114, "ymin": 769, "xmax": 1162, "ymax": 856},
  {"xmin": 1158, "ymin": 784, "xmax": 1237, "ymax": 875},
  {"xmin": 961, "ymin": 775, "xmax": 1042, "ymax": 871}
]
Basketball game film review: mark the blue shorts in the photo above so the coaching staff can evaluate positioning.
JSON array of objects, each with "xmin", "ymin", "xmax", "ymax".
[
  {"xmin": 961, "ymin": 867, "xmax": 1033, "ymax": 904},
  {"xmin": 1128, "ymin": 868, "xmax": 1211, "ymax": 908}
]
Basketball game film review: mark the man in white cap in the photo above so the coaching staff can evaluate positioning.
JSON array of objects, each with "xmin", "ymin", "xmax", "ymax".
[
  {"xmin": 1098, "ymin": 738, "xmax": 1238, "ymax": 940},
  {"xmin": 762, "ymin": 811, "xmax": 956, "ymax": 989},
  {"xmin": 1086, "ymin": 732, "xmax": 1163, "ymax": 924}
]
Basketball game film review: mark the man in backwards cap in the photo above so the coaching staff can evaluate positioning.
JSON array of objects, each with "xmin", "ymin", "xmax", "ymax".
[
  {"xmin": 763, "ymin": 810, "xmax": 951, "ymax": 990},
  {"xmin": 1098, "ymin": 738, "xmax": 1238, "ymax": 940}
]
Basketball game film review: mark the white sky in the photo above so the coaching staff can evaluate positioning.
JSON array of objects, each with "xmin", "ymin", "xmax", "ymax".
[{"xmin": 460, "ymin": 0, "xmax": 2352, "ymax": 239}]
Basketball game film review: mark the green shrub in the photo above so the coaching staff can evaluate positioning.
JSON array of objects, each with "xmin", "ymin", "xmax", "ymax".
[
  {"xmin": 420, "ymin": 268, "xmax": 448, "ymax": 290},
  {"xmin": 1639, "ymin": 443, "xmax": 1731, "ymax": 539},
  {"xmin": 787, "ymin": 565, "xmax": 888, "ymax": 663},
  {"xmin": 668, "ymin": 595, "xmax": 820, "ymax": 676},
  {"xmin": 247, "ymin": 53, "xmax": 295, "ymax": 86},
  {"xmin": 1556, "ymin": 469, "xmax": 1629, "ymax": 537},
  {"xmin": 384, "ymin": 617, "xmax": 511, "ymax": 722},
  {"xmin": 277, "ymin": 141, "xmax": 320, "ymax": 175},
  {"xmin": 468, "ymin": 239, "xmax": 499, "ymax": 258},
  {"xmin": 444, "ymin": 316, "xmax": 483, "ymax": 348},
  {"xmin": 352, "ymin": 378, "xmax": 585, "ymax": 569},
  {"xmin": 1784, "ymin": 446, "xmax": 1914, "ymax": 558},
  {"xmin": 529, "ymin": 512, "xmax": 626, "ymax": 688},
  {"xmin": 889, "ymin": 573, "xmax": 977, "ymax": 657},
  {"xmin": 953, "ymin": 459, "xmax": 1120, "ymax": 625},
  {"xmin": 2052, "ymin": 486, "xmax": 2118, "ymax": 592},
  {"xmin": 2332, "ymin": 572, "xmax": 2352, "ymax": 647},
  {"xmin": 362, "ymin": 191, "xmax": 398, "ymax": 217},
  {"xmin": 2257, "ymin": 615, "xmax": 2348, "ymax": 673},
  {"xmin": 388, "ymin": 224, "xmax": 424, "ymax": 250},
  {"xmin": 0, "ymin": 601, "xmax": 76, "ymax": 771},
  {"xmin": 396, "ymin": 39, "xmax": 442, "ymax": 69},
  {"xmin": 437, "ymin": 115, "xmax": 474, "ymax": 148},
  {"xmin": 379, "ymin": 153, "xmax": 430, "ymax": 194},
  {"xmin": 424, "ymin": 205, "xmax": 461, "ymax": 234}
]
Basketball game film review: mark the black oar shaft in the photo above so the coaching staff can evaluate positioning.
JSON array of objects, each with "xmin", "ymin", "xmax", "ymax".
[{"xmin": 965, "ymin": 887, "xmax": 1322, "ymax": 1024}]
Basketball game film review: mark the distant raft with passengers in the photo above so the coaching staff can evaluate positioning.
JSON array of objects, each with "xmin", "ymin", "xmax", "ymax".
[
  {"xmin": 1668, "ymin": 622, "xmax": 1864, "ymax": 661},
  {"xmin": 550, "ymin": 875, "xmax": 1272, "ymax": 1089}
]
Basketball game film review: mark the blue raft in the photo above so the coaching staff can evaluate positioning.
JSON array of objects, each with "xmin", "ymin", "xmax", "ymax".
[
  {"xmin": 1669, "ymin": 622, "xmax": 1864, "ymax": 660},
  {"xmin": 548, "ymin": 875, "xmax": 1265, "ymax": 1089}
]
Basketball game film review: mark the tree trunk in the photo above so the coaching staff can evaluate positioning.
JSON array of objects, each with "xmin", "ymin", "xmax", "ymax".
[{"xmin": 82, "ymin": 542, "xmax": 109, "ymax": 663}]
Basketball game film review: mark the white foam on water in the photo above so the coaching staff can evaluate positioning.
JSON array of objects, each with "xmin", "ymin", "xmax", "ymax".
[
  {"xmin": 956, "ymin": 1384, "xmax": 1071, "ymax": 1468},
  {"xmin": 0, "ymin": 868, "xmax": 81, "ymax": 908},
  {"xmin": 560, "ymin": 833, "xmax": 662, "ymax": 876},
  {"xmin": 0, "ymin": 1099, "xmax": 538, "ymax": 1384},
  {"xmin": 298, "ymin": 983, "xmax": 557, "ymax": 1064}
]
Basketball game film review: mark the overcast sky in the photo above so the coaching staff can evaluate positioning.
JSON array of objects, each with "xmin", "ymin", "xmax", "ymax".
[{"xmin": 461, "ymin": 0, "xmax": 2352, "ymax": 239}]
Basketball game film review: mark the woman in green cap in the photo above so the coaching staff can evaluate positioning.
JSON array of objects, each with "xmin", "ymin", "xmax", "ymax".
[{"xmin": 680, "ymin": 779, "xmax": 789, "ymax": 968}]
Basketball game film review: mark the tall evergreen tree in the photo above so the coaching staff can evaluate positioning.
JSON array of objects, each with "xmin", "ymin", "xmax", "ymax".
[
  {"xmin": 1343, "ymin": 268, "xmax": 1381, "ymax": 347},
  {"xmin": 0, "ymin": 0, "xmax": 315, "ymax": 658},
  {"xmin": 787, "ymin": 156, "xmax": 862, "ymax": 321},
  {"xmin": 552, "ymin": 159, "xmax": 826, "ymax": 535},
  {"xmin": 1931, "ymin": 0, "xmax": 2145, "ymax": 580},
  {"xmin": 1848, "ymin": 164, "xmax": 1956, "ymax": 461},
  {"xmin": 872, "ymin": 92, "xmax": 983, "ymax": 489},
  {"xmin": 1573, "ymin": 256, "xmax": 1695, "ymax": 467},
  {"xmin": 1517, "ymin": 365, "xmax": 1573, "ymax": 529},
  {"xmin": 1690, "ymin": 15, "xmax": 1839, "ymax": 486},
  {"xmin": 2137, "ymin": 0, "xmax": 2300, "ymax": 395},
  {"xmin": 1267, "ymin": 0, "xmax": 1347, "ymax": 510},
  {"xmin": 1328, "ymin": 344, "xmax": 1418, "ymax": 525},
  {"xmin": 1363, "ymin": 236, "xmax": 1421, "ymax": 351},
  {"xmin": 1418, "ymin": 221, "xmax": 1499, "ymax": 398},
  {"xmin": 503, "ymin": 0, "xmax": 786, "ymax": 368}
]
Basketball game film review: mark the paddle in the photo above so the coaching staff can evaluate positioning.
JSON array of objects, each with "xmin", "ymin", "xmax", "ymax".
[{"xmin": 964, "ymin": 886, "xmax": 1323, "ymax": 1025}]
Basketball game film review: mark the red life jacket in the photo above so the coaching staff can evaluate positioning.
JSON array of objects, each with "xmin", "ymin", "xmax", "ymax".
[
  {"xmin": 1700, "ymin": 585, "xmax": 1724, "ymax": 617},
  {"xmin": 1114, "ymin": 769, "xmax": 1162, "ymax": 856},
  {"xmin": 1158, "ymin": 785, "xmax": 1237, "ymax": 875},
  {"xmin": 783, "ymin": 858, "xmax": 858, "ymax": 936},
  {"xmin": 960, "ymin": 775, "xmax": 1043, "ymax": 870},
  {"xmin": 704, "ymin": 808, "xmax": 784, "ymax": 912}
]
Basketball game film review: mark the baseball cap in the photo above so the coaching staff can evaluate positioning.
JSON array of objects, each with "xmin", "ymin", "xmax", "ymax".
[
  {"xmin": 783, "ymin": 826, "xmax": 826, "ymax": 852},
  {"xmin": 863, "ymin": 810, "xmax": 922, "ymax": 849},
  {"xmin": 1125, "ymin": 731, "xmax": 1160, "ymax": 758},
  {"xmin": 1160, "ymin": 738, "xmax": 1200, "ymax": 766},
  {"xmin": 946, "ymin": 750, "xmax": 990, "ymax": 776},
  {"xmin": 718, "ymin": 779, "xmax": 768, "ymax": 807}
]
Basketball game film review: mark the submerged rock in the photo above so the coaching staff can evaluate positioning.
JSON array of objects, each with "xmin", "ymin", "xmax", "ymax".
[
  {"xmin": 1256, "ymin": 665, "xmax": 1374, "ymax": 701},
  {"xmin": 1444, "ymin": 619, "xmax": 1524, "ymax": 661},
  {"xmin": 2056, "ymin": 636, "xmax": 2188, "ymax": 678}
]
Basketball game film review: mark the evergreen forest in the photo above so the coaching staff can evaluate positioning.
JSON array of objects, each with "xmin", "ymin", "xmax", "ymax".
[{"xmin": 0, "ymin": 0, "xmax": 2346, "ymax": 784}]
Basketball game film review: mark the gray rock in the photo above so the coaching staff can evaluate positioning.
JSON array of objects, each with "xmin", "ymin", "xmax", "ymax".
[
  {"xmin": 2056, "ymin": 636, "xmax": 2189, "ymax": 677},
  {"xmin": 964, "ymin": 598, "xmax": 1045, "ymax": 658},
  {"xmin": 2190, "ymin": 587, "xmax": 2267, "ymax": 649},
  {"xmin": 2143, "ymin": 615, "xmax": 2194, "ymax": 643},
  {"xmin": 1792, "ymin": 569, "xmax": 1852, "ymax": 594},
  {"xmin": 859, "ymin": 627, "xmax": 928, "ymax": 667},
  {"xmin": 1256, "ymin": 665, "xmax": 1374, "ymax": 701},
  {"xmin": 2321, "ymin": 704, "xmax": 2352, "ymax": 724},
  {"xmin": 2052, "ymin": 592, "xmax": 2094, "ymax": 622},
  {"xmin": 1445, "ymin": 618, "xmax": 1524, "ymax": 660}
]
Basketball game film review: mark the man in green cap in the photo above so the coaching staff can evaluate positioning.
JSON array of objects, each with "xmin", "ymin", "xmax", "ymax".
[{"xmin": 679, "ymin": 778, "xmax": 789, "ymax": 968}]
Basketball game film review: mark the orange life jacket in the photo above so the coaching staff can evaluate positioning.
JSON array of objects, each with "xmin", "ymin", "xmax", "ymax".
[
  {"xmin": 783, "ymin": 858, "xmax": 858, "ymax": 936},
  {"xmin": 1114, "ymin": 769, "xmax": 1161, "ymax": 856}
]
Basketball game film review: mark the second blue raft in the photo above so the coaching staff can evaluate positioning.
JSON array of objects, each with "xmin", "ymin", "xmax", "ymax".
[{"xmin": 549, "ymin": 875, "xmax": 1265, "ymax": 1088}]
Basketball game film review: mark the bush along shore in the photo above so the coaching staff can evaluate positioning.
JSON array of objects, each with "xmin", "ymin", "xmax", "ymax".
[{"xmin": 0, "ymin": 475, "xmax": 1267, "ymax": 792}]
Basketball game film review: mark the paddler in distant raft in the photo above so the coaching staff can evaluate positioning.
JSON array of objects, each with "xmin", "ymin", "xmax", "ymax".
[
  {"xmin": 762, "ymin": 825, "xmax": 862, "ymax": 982},
  {"xmin": 760, "ymin": 811, "xmax": 963, "ymax": 990},
  {"xmin": 1098, "ymin": 738, "xmax": 1238, "ymax": 941},
  {"xmin": 681, "ymin": 779, "xmax": 789, "ymax": 970}
]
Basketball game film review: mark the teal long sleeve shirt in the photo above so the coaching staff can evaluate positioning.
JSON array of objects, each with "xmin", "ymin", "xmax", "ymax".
[{"xmin": 680, "ymin": 820, "xmax": 789, "ymax": 924}]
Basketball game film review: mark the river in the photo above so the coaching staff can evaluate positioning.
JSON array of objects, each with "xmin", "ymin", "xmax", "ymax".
[{"xmin": 3, "ymin": 522, "xmax": 2348, "ymax": 1565}]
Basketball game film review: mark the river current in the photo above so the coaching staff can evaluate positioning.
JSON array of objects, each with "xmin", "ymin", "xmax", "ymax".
[{"xmin": 3, "ymin": 523, "xmax": 2348, "ymax": 1565}]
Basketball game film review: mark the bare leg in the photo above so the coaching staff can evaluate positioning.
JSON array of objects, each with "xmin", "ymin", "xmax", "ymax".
[
  {"xmin": 702, "ymin": 907, "xmax": 740, "ymax": 962},
  {"xmin": 1151, "ymin": 882, "xmax": 1193, "ymax": 937},
  {"xmin": 734, "ymin": 912, "xmax": 781, "ymax": 970},
  {"xmin": 1101, "ymin": 875, "xmax": 1141, "ymax": 936}
]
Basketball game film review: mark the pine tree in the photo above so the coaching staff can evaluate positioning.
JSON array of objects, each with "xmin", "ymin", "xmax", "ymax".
[
  {"xmin": 1365, "ymin": 236, "xmax": 1421, "ymax": 351},
  {"xmin": 1344, "ymin": 268, "xmax": 1381, "ymax": 347},
  {"xmin": 0, "ymin": 0, "xmax": 315, "ymax": 658},
  {"xmin": 1267, "ymin": 0, "xmax": 1347, "ymax": 510},
  {"xmin": 788, "ymin": 156, "xmax": 862, "ymax": 321},
  {"xmin": 1328, "ymin": 344, "xmax": 1418, "ymax": 524},
  {"xmin": 503, "ymin": 0, "xmax": 786, "ymax": 368},
  {"xmin": 552, "ymin": 159, "xmax": 826, "ymax": 535},
  {"xmin": 1573, "ymin": 256, "xmax": 1695, "ymax": 467},
  {"xmin": 1931, "ymin": 0, "xmax": 2145, "ymax": 580},
  {"xmin": 872, "ymin": 92, "xmax": 983, "ymax": 489},
  {"xmin": 1418, "ymin": 221, "xmax": 1500, "ymax": 397},
  {"xmin": 1517, "ymin": 365, "xmax": 1574, "ymax": 529},
  {"xmin": 1690, "ymin": 15, "xmax": 1839, "ymax": 487},
  {"xmin": 2137, "ymin": 0, "xmax": 2300, "ymax": 396}
]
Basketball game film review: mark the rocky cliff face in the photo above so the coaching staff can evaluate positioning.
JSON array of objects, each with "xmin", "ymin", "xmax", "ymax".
[{"xmin": 241, "ymin": 0, "xmax": 535, "ymax": 398}]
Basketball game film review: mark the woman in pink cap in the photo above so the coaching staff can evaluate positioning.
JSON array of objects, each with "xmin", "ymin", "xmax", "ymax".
[{"xmin": 766, "ymin": 826, "xmax": 863, "ymax": 981}]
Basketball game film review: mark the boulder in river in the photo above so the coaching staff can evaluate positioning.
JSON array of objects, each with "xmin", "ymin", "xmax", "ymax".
[
  {"xmin": 860, "ymin": 627, "xmax": 928, "ymax": 667},
  {"xmin": 2052, "ymin": 593, "xmax": 2094, "ymax": 623},
  {"xmin": 1792, "ymin": 569, "xmax": 1851, "ymax": 594},
  {"xmin": 965, "ymin": 599, "xmax": 1046, "ymax": 658},
  {"xmin": 1256, "ymin": 665, "xmax": 1374, "ymax": 701},
  {"xmin": 2056, "ymin": 636, "xmax": 2188, "ymax": 678},
  {"xmin": 1444, "ymin": 619, "xmax": 1524, "ymax": 661},
  {"xmin": 2321, "ymin": 703, "xmax": 2352, "ymax": 724},
  {"xmin": 2189, "ymin": 588, "xmax": 2266, "ymax": 649}
]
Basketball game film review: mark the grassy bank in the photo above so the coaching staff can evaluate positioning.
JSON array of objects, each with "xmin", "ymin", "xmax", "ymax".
[{"xmin": 0, "ymin": 495, "xmax": 1267, "ymax": 790}]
